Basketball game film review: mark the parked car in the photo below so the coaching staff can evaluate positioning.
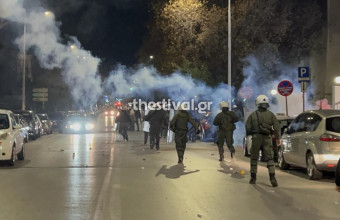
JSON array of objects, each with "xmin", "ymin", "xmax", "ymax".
[
  {"xmin": 243, "ymin": 114, "xmax": 296, "ymax": 162},
  {"xmin": 14, "ymin": 114, "xmax": 30, "ymax": 142},
  {"xmin": 0, "ymin": 109, "xmax": 25, "ymax": 166},
  {"xmin": 13, "ymin": 110, "xmax": 42, "ymax": 140},
  {"xmin": 279, "ymin": 110, "xmax": 340, "ymax": 180},
  {"xmin": 58, "ymin": 115, "xmax": 96, "ymax": 134},
  {"xmin": 37, "ymin": 114, "xmax": 53, "ymax": 135},
  {"xmin": 336, "ymin": 158, "xmax": 340, "ymax": 191}
]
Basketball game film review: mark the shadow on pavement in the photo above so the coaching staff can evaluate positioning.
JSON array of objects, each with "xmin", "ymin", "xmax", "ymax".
[
  {"xmin": 218, "ymin": 161, "xmax": 245, "ymax": 179},
  {"xmin": 280, "ymin": 167, "xmax": 335, "ymax": 183},
  {"xmin": 155, "ymin": 164, "xmax": 199, "ymax": 179},
  {"xmin": 253, "ymin": 184, "xmax": 336, "ymax": 220},
  {"xmin": 0, "ymin": 159, "xmax": 31, "ymax": 169}
]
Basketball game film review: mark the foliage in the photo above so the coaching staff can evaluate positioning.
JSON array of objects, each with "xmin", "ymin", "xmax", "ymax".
[{"xmin": 138, "ymin": 0, "xmax": 325, "ymax": 87}]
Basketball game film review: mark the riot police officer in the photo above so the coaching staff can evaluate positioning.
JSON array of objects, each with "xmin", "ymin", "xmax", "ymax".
[
  {"xmin": 170, "ymin": 103, "xmax": 199, "ymax": 164},
  {"xmin": 245, "ymin": 95, "xmax": 281, "ymax": 187},
  {"xmin": 213, "ymin": 101, "xmax": 239, "ymax": 161}
]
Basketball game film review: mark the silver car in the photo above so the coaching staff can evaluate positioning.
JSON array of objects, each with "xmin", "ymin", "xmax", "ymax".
[{"xmin": 279, "ymin": 110, "xmax": 340, "ymax": 180}]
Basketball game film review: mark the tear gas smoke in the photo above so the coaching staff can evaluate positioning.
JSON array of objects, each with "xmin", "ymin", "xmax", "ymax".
[
  {"xmin": 240, "ymin": 55, "xmax": 315, "ymax": 117},
  {"xmin": 0, "ymin": 0, "xmax": 102, "ymax": 108}
]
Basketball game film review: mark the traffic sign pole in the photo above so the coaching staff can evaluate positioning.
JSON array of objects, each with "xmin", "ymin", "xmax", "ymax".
[
  {"xmin": 278, "ymin": 80, "xmax": 294, "ymax": 116},
  {"xmin": 285, "ymin": 96, "xmax": 288, "ymax": 116}
]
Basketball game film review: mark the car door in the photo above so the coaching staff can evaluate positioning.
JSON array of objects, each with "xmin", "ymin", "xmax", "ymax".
[
  {"xmin": 298, "ymin": 113, "xmax": 322, "ymax": 166},
  {"xmin": 283, "ymin": 114, "xmax": 306, "ymax": 165},
  {"xmin": 10, "ymin": 113, "xmax": 23, "ymax": 153}
]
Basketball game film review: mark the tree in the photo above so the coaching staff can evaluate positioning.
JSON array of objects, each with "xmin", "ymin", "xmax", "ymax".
[{"xmin": 139, "ymin": 0, "xmax": 325, "ymax": 87}]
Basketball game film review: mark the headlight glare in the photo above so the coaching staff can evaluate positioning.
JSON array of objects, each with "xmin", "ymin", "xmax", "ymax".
[
  {"xmin": 85, "ymin": 123, "xmax": 94, "ymax": 130},
  {"xmin": 70, "ymin": 123, "xmax": 81, "ymax": 131}
]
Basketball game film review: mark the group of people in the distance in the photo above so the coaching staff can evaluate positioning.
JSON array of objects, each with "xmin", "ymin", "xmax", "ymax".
[{"xmin": 116, "ymin": 95, "xmax": 340, "ymax": 189}]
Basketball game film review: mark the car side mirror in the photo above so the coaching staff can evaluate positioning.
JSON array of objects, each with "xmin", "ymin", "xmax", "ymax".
[{"xmin": 13, "ymin": 124, "xmax": 22, "ymax": 129}]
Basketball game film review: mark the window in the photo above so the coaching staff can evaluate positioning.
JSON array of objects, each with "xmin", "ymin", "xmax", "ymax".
[
  {"xmin": 0, "ymin": 114, "xmax": 10, "ymax": 129},
  {"xmin": 326, "ymin": 117, "xmax": 340, "ymax": 133},
  {"xmin": 305, "ymin": 114, "xmax": 322, "ymax": 132},
  {"xmin": 288, "ymin": 115, "xmax": 303, "ymax": 133},
  {"xmin": 10, "ymin": 114, "xmax": 18, "ymax": 127}
]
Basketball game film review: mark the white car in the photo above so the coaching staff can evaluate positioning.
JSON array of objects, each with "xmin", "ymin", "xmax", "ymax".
[{"xmin": 0, "ymin": 109, "xmax": 25, "ymax": 166}]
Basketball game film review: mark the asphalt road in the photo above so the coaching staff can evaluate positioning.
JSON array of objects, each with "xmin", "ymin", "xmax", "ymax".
[{"xmin": 0, "ymin": 115, "xmax": 339, "ymax": 220}]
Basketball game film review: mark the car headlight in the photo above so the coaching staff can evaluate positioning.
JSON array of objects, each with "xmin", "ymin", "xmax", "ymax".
[
  {"xmin": 85, "ymin": 123, "xmax": 94, "ymax": 130},
  {"xmin": 70, "ymin": 123, "xmax": 81, "ymax": 131}
]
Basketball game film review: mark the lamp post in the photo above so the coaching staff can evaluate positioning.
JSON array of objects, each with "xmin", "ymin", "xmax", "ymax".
[
  {"xmin": 21, "ymin": 21, "xmax": 26, "ymax": 110},
  {"xmin": 21, "ymin": 11, "xmax": 53, "ymax": 110},
  {"xmin": 228, "ymin": 0, "xmax": 232, "ymax": 106}
]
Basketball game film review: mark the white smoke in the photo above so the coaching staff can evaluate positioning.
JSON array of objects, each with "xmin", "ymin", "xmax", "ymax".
[
  {"xmin": 240, "ymin": 55, "xmax": 315, "ymax": 117},
  {"xmin": 0, "ymin": 0, "xmax": 102, "ymax": 108}
]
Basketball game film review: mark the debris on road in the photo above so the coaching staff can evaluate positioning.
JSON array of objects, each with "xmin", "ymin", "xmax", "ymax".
[{"xmin": 197, "ymin": 214, "xmax": 202, "ymax": 218}]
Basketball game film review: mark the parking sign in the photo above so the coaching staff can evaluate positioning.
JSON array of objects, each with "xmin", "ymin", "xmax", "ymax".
[{"xmin": 298, "ymin": 67, "xmax": 310, "ymax": 82}]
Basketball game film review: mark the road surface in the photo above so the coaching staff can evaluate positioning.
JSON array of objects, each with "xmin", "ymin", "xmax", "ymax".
[{"xmin": 0, "ymin": 115, "xmax": 339, "ymax": 220}]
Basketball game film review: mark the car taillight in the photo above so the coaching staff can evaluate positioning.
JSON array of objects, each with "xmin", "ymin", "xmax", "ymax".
[{"xmin": 320, "ymin": 134, "xmax": 340, "ymax": 142}]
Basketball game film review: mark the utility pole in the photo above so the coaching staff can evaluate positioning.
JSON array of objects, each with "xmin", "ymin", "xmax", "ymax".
[
  {"xmin": 21, "ymin": 22, "xmax": 26, "ymax": 110},
  {"xmin": 228, "ymin": 0, "xmax": 232, "ymax": 106}
]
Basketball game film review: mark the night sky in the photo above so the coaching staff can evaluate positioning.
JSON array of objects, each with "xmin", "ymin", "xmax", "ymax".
[{"xmin": 41, "ymin": 0, "xmax": 149, "ymax": 66}]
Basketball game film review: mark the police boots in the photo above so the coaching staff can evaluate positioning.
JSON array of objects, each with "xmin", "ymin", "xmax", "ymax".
[
  {"xmin": 249, "ymin": 173, "xmax": 256, "ymax": 184},
  {"xmin": 219, "ymin": 154, "xmax": 224, "ymax": 161},
  {"xmin": 270, "ymin": 173, "xmax": 278, "ymax": 187}
]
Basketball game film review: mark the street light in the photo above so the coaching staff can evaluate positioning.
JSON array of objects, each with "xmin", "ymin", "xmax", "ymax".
[
  {"xmin": 44, "ymin": 11, "xmax": 52, "ymax": 17},
  {"xmin": 271, "ymin": 89, "xmax": 278, "ymax": 95},
  {"xmin": 21, "ymin": 20, "xmax": 26, "ymax": 110},
  {"xmin": 227, "ymin": 0, "xmax": 232, "ymax": 106},
  {"xmin": 149, "ymin": 55, "xmax": 154, "ymax": 60},
  {"xmin": 22, "ymin": 11, "xmax": 53, "ymax": 110}
]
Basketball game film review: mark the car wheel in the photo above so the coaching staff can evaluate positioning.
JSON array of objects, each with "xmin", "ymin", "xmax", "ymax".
[
  {"xmin": 278, "ymin": 148, "xmax": 290, "ymax": 170},
  {"xmin": 18, "ymin": 145, "xmax": 25, "ymax": 160},
  {"xmin": 306, "ymin": 153, "xmax": 323, "ymax": 180},
  {"xmin": 7, "ymin": 146, "xmax": 15, "ymax": 166},
  {"xmin": 243, "ymin": 138, "xmax": 250, "ymax": 157}
]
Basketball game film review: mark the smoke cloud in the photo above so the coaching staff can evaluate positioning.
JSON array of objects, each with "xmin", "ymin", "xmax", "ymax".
[
  {"xmin": 240, "ymin": 55, "xmax": 315, "ymax": 117},
  {"xmin": 0, "ymin": 0, "xmax": 102, "ymax": 108}
]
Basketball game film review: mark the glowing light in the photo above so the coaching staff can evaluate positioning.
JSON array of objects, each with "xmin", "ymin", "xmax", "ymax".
[
  {"xmin": 271, "ymin": 89, "xmax": 278, "ymax": 95},
  {"xmin": 70, "ymin": 123, "xmax": 81, "ymax": 131},
  {"xmin": 70, "ymin": 45, "xmax": 76, "ymax": 50},
  {"xmin": 85, "ymin": 123, "xmax": 94, "ymax": 131},
  {"xmin": 44, "ymin": 11, "xmax": 52, "ymax": 17},
  {"xmin": 335, "ymin": 76, "xmax": 340, "ymax": 84},
  {"xmin": 150, "ymin": 55, "xmax": 154, "ymax": 59}
]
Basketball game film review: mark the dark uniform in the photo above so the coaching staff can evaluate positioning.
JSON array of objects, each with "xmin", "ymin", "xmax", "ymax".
[
  {"xmin": 145, "ymin": 109, "xmax": 167, "ymax": 150},
  {"xmin": 245, "ymin": 107, "xmax": 281, "ymax": 186},
  {"xmin": 170, "ymin": 110, "xmax": 199, "ymax": 163},
  {"xmin": 213, "ymin": 110, "xmax": 238, "ymax": 160},
  {"xmin": 116, "ymin": 109, "xmax": 131, "ymax": 141}
]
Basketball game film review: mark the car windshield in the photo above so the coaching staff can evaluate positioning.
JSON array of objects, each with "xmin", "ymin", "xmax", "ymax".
[
  {"xmin": 67, "ymin": 115, "xmax": 84, "ymax": 121},
  {"xmin": 22, "ymin": 113, "xmax": 33, "ymax": 121},
  {"xmin": 326, "ymin": 117, "xmax": 340, "ymax": 133},
  {"xmin": 0, "ymin": 114, "xmax": 9, "ymax": 129},
  {"xmin": 38, "ymin": 115, "xmax": 48, "ymax": 120}
]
